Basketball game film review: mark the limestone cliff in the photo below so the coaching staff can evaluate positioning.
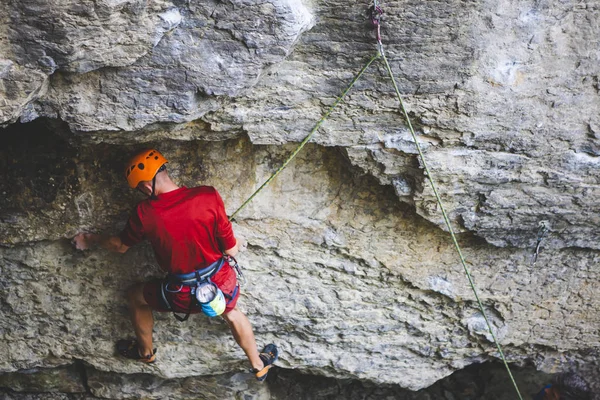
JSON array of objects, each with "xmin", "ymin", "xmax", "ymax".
[{"xmin": 1, "ymin": 0, "xmax": 599, "ymax": 398}]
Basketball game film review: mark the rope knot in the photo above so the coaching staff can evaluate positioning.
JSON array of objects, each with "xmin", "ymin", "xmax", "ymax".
[
  {"xmin": 369, "ymin": 4, "xmax": 383, "ymax": 27},
  {"xmin": 369, "ymin": 3, "xmax": 384, "ymax": 53}
]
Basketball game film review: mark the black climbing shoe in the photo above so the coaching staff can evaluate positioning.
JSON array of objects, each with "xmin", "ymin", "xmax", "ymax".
[
  {"xmin": 254, "ymin": 343, "xmax": 278, "ymax": 382},
  {"xmin": 116, "ymin": 339, "xmax": 156, "ymax": 363}
]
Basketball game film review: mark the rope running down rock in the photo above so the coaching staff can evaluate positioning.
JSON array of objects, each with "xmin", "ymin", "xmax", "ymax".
[
  {"xmin": 373, "ymin": 0, "xmax": 524, "ymax": 398},
  {"xmin": 228, "ymin": 53, "xmax": 380, "ymax": 221},
  {"xmin": 228, "ymin": 3, "xmax": 524, "ymax": 398}
]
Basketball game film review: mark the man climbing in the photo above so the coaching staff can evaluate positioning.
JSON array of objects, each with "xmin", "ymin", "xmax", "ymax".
[{"xmin": 73, "ymin": 149, "xmax": 277, "ymax": 381}]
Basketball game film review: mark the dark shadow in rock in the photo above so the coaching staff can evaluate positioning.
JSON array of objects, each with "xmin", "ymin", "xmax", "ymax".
[
  {"xmin": 267, "ymin": 362, "xmax": 554, "ymax": 400},
  {"xmin": 0, "ymin": 118, "xmax": 78, "ymax": 211}
]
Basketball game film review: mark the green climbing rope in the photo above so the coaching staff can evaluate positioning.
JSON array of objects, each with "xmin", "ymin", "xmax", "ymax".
[
  {"xmin": 378, "ymin": 40, "xmax": 525, "ymax": 400},
  {"xmin": 227, "ymin": 4, "xmax": 524, "ymax": 398},
  {"xmin": 229, "ymin": 53, "xmax": 380, "ymax": 221}
]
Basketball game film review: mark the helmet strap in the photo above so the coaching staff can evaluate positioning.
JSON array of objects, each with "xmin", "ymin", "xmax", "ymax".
[{"xmin": 150, "ymin": 175, "xmax": 158, "ymax": 200}]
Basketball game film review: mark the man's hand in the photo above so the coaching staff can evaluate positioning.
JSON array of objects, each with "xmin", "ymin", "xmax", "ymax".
[
  {"xmin": 236, "ymin": 235, "xmax": 248, "ymax": 252},
  {"xmin": 72, "ymin": 233, "xmax": 97, "ymax": 250},
  {"xmin": 72, "ymin": 233, "xmax": 129, "ymax": 253},
  {"xmin": 224, "ymin": 236, "xmax": 247, "ymax": 257}
]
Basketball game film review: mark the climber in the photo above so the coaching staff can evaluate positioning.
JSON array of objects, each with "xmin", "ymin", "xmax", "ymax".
[
  {"xmin": 72, "ymin": 149, "xmax": 278, "ymax": 382},
  {"xmin": 532, "ymin": 372, "xmax": 591, "ymax": 400}
]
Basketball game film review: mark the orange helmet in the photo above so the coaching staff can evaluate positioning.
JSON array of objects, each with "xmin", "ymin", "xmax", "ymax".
[{"xmin": 125, "ymin": 149, "xmax": 168, "ymax": 188}]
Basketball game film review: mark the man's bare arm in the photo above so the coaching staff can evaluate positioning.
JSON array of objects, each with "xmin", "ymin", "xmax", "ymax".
[
  {"xmin": 224, "ymin": 239, "xmax": 239, "ymax": 257},
  {"xmin": 73, "ymin": 233, "xmax": 130, "ymax": 253},
  {"xmin": 223, "ymin": 236, "xmax": 248, "ymax": 257}
]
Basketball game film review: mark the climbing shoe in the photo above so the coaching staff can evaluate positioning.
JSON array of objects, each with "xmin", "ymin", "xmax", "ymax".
[
  {"xmin": 254, "ymin": 343, "xmax": 278, "ymax": 382},
  {"xmin": 116, "ymin": 339, "xmax": 156, "ymax": 363}
]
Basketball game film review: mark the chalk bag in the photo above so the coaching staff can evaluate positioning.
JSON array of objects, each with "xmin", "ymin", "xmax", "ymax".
[{"xmin": 195, "ymin": 281, "xmax": 226, "ymax": 317}]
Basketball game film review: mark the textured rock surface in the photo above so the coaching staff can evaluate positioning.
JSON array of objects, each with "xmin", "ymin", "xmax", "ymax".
[
  {"xmin": 86, "ymin": 369, "xmax": 270, "ymax": 399},
  {"xmin": 0, "ymin": 364, "xmax": 86, "ymax": 393},
  {"xmin": 0, "ymin": 361, "xmax": 556, "ymax": 399},
  {"xmin": 1, "ymin": 123, "xmax": 599, "ymax": 393},
  {"xmin": 4, "ymin": 0, "xmax": 314, "ymax": 130},
  {"xmin": 1, "ymin": 0, "xmax": 600, "ymax": 397},
  {"xmin": 1, "ymin": 0, "xmax": 598, "ymax": 248}
]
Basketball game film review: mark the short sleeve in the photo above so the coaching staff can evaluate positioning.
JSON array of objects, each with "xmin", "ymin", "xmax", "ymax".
[
  {"xmin": 119, "ymin": 206, "xmax": 145, "ymax": 247},
  {"xmin": 214, "ymin": 189, "xmax": 236, "ymax": 251}
]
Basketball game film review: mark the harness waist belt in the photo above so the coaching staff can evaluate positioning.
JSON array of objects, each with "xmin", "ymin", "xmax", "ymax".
[{"xmin": 167, "ymin": 258, "xmax": 225, "ymax": 286}]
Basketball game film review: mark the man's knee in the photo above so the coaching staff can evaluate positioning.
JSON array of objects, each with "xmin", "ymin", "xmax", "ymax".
[
  {"xmin": 127, "ymin": 283, "xmax": 147, "ymax": 307},
  {"xmin": 222, "ymin": 306, "xmax": 243, "ymax": 323}
]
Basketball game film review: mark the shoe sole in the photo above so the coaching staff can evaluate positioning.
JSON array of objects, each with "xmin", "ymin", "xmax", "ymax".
[
  {"xmin": 255, "ymin": 364, "xmax": 272, "ymax": 381},
  {"xmin": 255, "ymin": 344, "xmax": 278, "ymax": 381}
]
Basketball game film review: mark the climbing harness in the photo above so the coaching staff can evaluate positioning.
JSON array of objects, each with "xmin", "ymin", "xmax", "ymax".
[
  {"xmin": 226, "ymin": 255, "xmax": 247, "ymax": 286},
  {"xmin": 160, "ymin": 257, "xmax": 239, "ymax": 321},
  {"xmin": 227, "ymin": 3, "xmax": 525, "ymax": 398}
]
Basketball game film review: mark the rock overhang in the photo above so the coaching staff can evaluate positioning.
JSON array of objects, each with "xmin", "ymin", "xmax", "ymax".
[{"xmin": 1, "ymin": 0, "xmax": 600, "ymax": 393}]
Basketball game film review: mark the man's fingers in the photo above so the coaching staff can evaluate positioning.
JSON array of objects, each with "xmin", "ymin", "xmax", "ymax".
[
  {"xmin": 72, "ymin": 233, "xmax": 88, "ymax": 250},
  {"xmin": 236, "ymin": 236, "xmax": 248, "ymax": 252}
]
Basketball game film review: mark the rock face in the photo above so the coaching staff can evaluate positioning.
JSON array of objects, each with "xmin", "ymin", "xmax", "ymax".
[
  {"xmin": 2, "ymin": 0, "xmax": 599, "ymax": 248},
  {"xmin": 0, "ymin": 361, "xmax": 556, "ymax": 399},
  {"xmin": 1, "ymin": 0, "xmax": 599, "ymax": 397},
  {"xmin": 2, "ymin": 0, "xmax": 314, "ymax": 130}
]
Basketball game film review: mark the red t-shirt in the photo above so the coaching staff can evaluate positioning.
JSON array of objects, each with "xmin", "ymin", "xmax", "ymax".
[{"xmin": 119, "ymin": 186, "xmax": 237, "ymax": 275}]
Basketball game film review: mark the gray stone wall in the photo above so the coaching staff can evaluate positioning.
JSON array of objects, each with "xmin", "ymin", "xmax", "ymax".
[
  {"xmin": 2, "ymin": 0, "xmax": 598, "ymax": 247},
  {"xmin": 1, "ymin": 0, "xmax": 599, "ymax": 396},
  {"xmin": 0, "ymin": 361, "xmax": 556, "ymax": 399}
]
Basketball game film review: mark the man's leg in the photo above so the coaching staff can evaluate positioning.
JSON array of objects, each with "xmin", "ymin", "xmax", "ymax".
[
  {"xmin": 126, "ymin": 283, "xmax": 155, "ymax": 358},
  {"xmin": 222, "ymin": 307, "xmax": 264, "ymax": 371}
]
